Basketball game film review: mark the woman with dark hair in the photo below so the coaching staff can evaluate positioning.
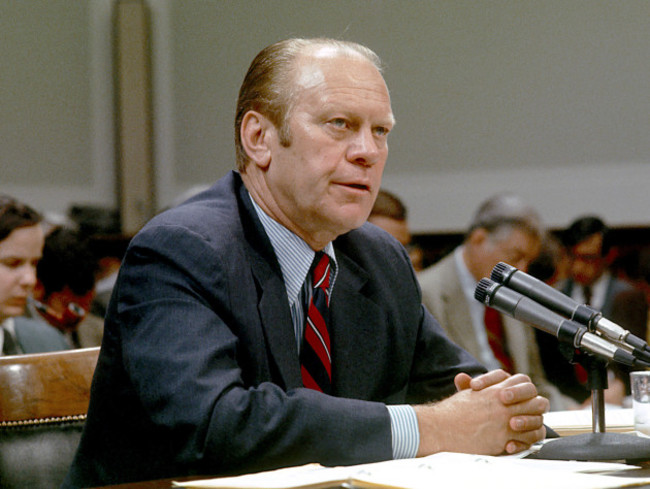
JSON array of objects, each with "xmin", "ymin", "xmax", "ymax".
[{"xmin": 0, "ymin": 195, "xmax": 69, "ymax": 355}]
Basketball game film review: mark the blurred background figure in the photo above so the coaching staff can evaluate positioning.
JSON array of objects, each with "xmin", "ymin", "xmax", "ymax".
[
  {"xmin": 26, "ymin": 226, "xmax": 104, "ymax": 348},
  {"xmin": 88, "ymin": 238, "xmax": 127, "ymax": 320},
  {"xmin": 562, "ymin": 216, "xmax": 647, "ymax": 334},
  {"xmin": 631, "ymin": 248, "xmax": 650, "ymax": 342},
  {"xmin": 537, "ymin": 216, "xmax": 648, "ymax": 405},
  {"xmin": 0, "ymin": 195, "xmax": 69, "ymax": 355},
  {"xmin": 66, "ymin": 204, "xmax": 130, "ymax": 320},
  {"xmin": 367, "ymin": 188, "xmax": 424, "ymax": 271},
  {"xmin": 527, "ymin": 232, "xmax": 571, "ymax": 288},
  {"xmin": 418, "ymin": 193, "xmax": 576, "ymax": 410}
]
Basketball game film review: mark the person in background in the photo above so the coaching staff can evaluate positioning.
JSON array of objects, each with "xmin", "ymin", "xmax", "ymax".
[
  {"xmin": 367, "ymin": 188, "xmax": 424, "ymax": 271},
  {"xmin": 0, "ymin": 195, "xmax": 69, "ymax": 355},
  {"xmin": 418, "ymin": 193, "xmax": 576, "ymax": 410},
  {"xmin": 632, "ymin": 247, "xmax": 650, "ymax": 342},
  {"xmin": 63, "ymin": 38, "xmax": 547, "ymax": 488},
  {"xmin": 562, "ymin": 216, "xmax": 647, "ymax": 337},
  {"xmin": 538, "ymin": 216, "xmax": 648, "ymax": 404},
  {"xmin": 527, "ymin": 232, "xmax": 571, "ymax": 288},
  {"xmin": 25, "ymin": 226, "xmax": 103, "ymax": 348}
]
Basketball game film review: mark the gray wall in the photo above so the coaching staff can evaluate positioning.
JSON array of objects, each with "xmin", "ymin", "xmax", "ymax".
[
  {"xmin": 3, "ymin": 1, "xmax": 650, "ymax": 233},
  {"xmin": 1, "ymin": 0, "xmax": 115, "ymax": 223}
]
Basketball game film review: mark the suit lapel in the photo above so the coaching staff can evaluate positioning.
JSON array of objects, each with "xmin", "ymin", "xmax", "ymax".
[
  {"xmin": 236, "ymin": 178, "xmax": 303, "ymax": 390},
  {"xmin": 328, "ymin": 252, "xmax": 383, "ymax": 398},
  {"xmin": 439, "ymin": 258, "xmax": 482, "ymax": 359},
  {"xmin": 254, "ymin": 261, "xmax": 303, "ymax": 390}
]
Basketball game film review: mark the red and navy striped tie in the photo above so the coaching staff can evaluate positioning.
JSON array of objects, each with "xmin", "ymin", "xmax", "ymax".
[{"xmin": 300, "ymin": 252, "xmax": 332, "ymax": 394}]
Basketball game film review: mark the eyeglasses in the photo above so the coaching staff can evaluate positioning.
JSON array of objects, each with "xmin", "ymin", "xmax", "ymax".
[
  {"xmin": 570, "ymin": 253, "xmax": 603, "ymax": 264},
  {"xmin": 33, "ymin": 299, "xmax": 87, "ymax": 328}
]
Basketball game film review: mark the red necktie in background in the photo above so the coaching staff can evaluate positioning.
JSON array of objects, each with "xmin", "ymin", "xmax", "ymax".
[
  {"xmin": 484, "ymin": 306, "xmax": 514, "ymax": 374},
  {"xmin": 300, "ymin": 252, "xmax": 332, "ymax": 393},
  {"xmin": 573, "ymin": 286, "xmax": 594, "ymax": 384}
]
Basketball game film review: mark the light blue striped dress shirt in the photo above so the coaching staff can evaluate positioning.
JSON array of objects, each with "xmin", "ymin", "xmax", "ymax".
[{"xmin": 249, "ymin": 193, "xmax": 419, "ymax": 459}]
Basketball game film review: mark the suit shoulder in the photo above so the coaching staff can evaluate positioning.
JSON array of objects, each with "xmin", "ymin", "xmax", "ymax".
[
  {"xmin": 337, "ymin": 223, "xmax": 409, "ymax": 263},
  {"xmin": 14, "ymin": 316, "xmax": 58, "ymax": 334},
  {"xmin": 14, "ymin": 317, "xmax": 69, "ymax": 352},
  {"xmin": 134, "ymin": 174, "xmax": 244, "ymax": 253}
]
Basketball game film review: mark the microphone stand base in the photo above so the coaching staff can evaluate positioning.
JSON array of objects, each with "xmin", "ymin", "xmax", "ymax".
[{"xmin": 529, "ymin": 432, "xmax": 650, "ymax": 464}]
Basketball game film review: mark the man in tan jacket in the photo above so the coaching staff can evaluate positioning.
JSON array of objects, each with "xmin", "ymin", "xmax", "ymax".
[{"xmin": 419, "ymin": 193, "xmax": 576, "ymax": 411}]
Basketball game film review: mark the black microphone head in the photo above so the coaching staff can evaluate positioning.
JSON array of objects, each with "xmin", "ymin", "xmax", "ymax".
[
  {"xmin": 491, "ymin": 262, "xmax": 516, "ymax": 284},
  {"xmin": 474, "ymin": 278, "xmax": 493, "ymax": 304}
]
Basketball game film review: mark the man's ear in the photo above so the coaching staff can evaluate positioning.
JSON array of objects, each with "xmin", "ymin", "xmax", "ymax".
[
  {"xmin": 33, "ymin": 281, "xmax": 46, "ymax": 301},
  {"xmin": 240, "ymin": 110, "xmax": 273, "ymax": 169},
  {"xmin": 468, "ymin": 227, "xmax": 488, "ymax": 247}
]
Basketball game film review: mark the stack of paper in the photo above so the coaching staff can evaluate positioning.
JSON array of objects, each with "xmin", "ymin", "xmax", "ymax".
[
  {"xmin": 543, "ymin": 408, "xmax": 636, "ymax": 437},
  {"xmin": 173, "ymin": 452, "xmax": 650, "ymax": 489}
]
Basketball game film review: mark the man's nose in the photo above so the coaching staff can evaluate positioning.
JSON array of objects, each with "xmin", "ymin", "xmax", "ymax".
[
  {"xmin": 347, "ymin": 128, "xmax": 381, "ymax": 166},
  {"xmin": 19, "ymin": 264, "xmax": 38, "ymax": 288}
]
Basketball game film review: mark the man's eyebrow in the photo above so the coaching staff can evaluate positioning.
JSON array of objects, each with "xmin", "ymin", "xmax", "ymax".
[{"xmin": 381, "ymin": 115, "xmax": 396, "ymax": 127}]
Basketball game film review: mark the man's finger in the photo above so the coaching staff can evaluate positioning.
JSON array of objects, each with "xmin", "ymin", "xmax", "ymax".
[
  {"xmin": 499, "ymin": 380, "xmax": 539, "ymax": 405},
  {"xmin": 454, "ymin": 372, "xmax": 473, "ymax": 391},
  {"xmin": 468, "ymin": 369, "xmax": 510, "ymax": 390},
  {"xmin": 504, "ymin": 425, "xmax": 547, "ymax": 454},
  {"xmin": 509, "ymin": 414, "xmax": 545, "ymax": 432}
]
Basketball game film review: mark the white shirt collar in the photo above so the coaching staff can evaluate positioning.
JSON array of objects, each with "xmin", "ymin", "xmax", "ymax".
[
  {"xmin": 0, "ymin": 318, "xmax": 16, "ymax": 355},
  {"xmin": 248, "ymin": 193, "xmax": 337, "ymax": 307}
]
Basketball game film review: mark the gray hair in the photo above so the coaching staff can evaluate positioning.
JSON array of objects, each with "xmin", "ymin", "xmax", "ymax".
[{"xmin": 466, "ymin": 193, "xmax": 544, "ymax": 242}]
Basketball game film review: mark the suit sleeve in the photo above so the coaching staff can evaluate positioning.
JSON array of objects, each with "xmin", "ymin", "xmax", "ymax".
[
  {"xmin": 394, "ymin": 247, "xmax": 487, "ymax": 404},
  {"xmin": 406, "ymin": 305, "xmax": 487, "ymax": 404}
]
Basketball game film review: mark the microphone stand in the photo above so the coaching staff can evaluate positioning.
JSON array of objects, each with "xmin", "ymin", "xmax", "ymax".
[
  {"xmin": 531, "ymin": 337, "xmax": 650, "ymax": 464},
  {"xmin": 587, "ymin": 355, "xmax": 607, "ymax": 434},
  {"xmin": 472, "ymin": 274, "xmax": 650, "ymax": 463}
]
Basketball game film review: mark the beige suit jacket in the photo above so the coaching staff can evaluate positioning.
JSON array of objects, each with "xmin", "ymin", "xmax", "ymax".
[{"xmin": 418, "ymin": 251, "xmax": 575, "ymax": 411}]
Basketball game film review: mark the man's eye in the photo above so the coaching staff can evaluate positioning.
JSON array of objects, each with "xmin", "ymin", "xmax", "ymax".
[
  {"xmin": 0, "ymin": 259, "xmax": 21, "ymax": 269},
  {"xmin": 330, "ymin": 118, "xmax": 347, "ymax": 128},
  {"xmin": 374, "ymin": 126, "xmax": 390, "ymax": 137}
]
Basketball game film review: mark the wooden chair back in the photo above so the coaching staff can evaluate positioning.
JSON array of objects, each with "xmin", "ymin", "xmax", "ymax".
[
  {"xmin": 0, "ymin": 347, "xmax": 100, "ymax": 489},
  {"xmin": 0, "ymin": 347, "xmax": 99, "ymax": 424}
]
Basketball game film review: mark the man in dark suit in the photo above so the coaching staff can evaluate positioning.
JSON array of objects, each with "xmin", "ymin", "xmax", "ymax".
[
  {"xmin": 537, "ymin": 216, "xmax": 648, "ymax": 403},
  {"xmin": 62, "ymin": 38, "xmax": 547, "ymax": 488}
]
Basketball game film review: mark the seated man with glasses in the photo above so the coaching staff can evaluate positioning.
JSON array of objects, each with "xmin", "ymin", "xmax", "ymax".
[{"xmin": 537, "ymin": 216, "xmax": 648, "ymax": 404}]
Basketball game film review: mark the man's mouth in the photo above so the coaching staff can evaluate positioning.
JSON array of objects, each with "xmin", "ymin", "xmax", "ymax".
[{"xmin": 338, "ymin": 182, "xmax": 370, "ymax": 191}]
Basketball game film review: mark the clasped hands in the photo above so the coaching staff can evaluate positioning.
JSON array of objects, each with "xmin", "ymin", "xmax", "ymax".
[{"xmin": 414, "ymin": 369, "xmax": 548, "ymax": 457}]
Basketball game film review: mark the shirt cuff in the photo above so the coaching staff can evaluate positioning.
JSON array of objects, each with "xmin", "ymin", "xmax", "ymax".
[{"xmin": 387, "ymin": 404, "xmax": 419, "ymax": 459}]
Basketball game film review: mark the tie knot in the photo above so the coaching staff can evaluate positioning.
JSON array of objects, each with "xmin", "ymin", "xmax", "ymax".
[{"xmin": 312, "ymin": 252, "xmax": 330, "ymax": 291}]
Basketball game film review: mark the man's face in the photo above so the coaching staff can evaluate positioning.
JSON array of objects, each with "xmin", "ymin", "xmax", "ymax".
[
  {"xmin": 474, "ymin": 227, "xmax": 541, "ymax": 282},
  {"xmin": 569, "ymin": 233, "xmax": 606, "ymax": 286},
  {"xmin": 367, "ymin": 215, "xmax": 411, "ymax": 246},
  {"xmin": 262, "ymin": 50, "xmax": 394, "ymax": 248},
  {"xmin": 0, "ymin": 224, "xmax": 44, "ymax": 322}
]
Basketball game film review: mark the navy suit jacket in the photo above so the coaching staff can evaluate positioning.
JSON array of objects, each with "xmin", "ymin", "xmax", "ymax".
[{"xmin": 63, "ymin": 171, "xmax": 484, "ymax": 487}]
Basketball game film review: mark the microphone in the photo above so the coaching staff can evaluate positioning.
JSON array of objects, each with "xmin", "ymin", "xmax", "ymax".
[
  {"xmin": 474, "ymin": 278, "xmax": 643, "ymax": 368},
  {"xmin": 490, "ymin": 262, "xmax": 650, "ymax": 360}
]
